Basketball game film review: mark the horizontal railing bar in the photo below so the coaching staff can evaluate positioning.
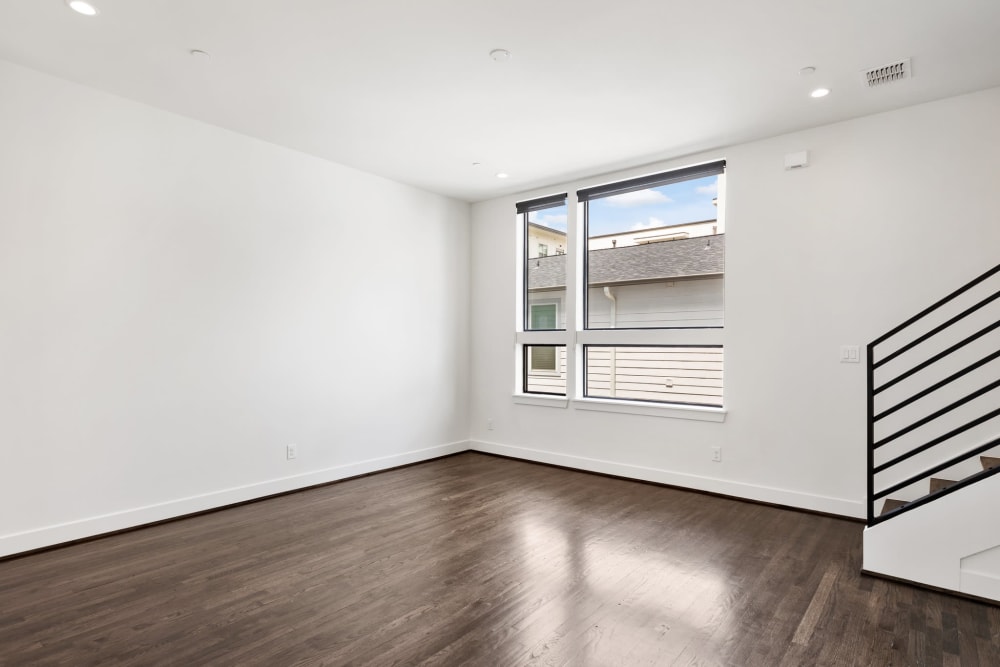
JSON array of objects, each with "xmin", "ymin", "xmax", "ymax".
[
  {"xmin": 868, "ymin": 464, "xmax": 1000, "ymax": 527},
  {"xmin": 874, "ymin": 348, "xmax": 1000, "ymax": 422},
  {"xmin": 873, "ymin": 406, "xmax": 1000, "ymax": 473},
  {"xmin": 872, "ymin": 434, "xmax": 1000, "ymax": 501},
  {"xmin": 873, "ymin": 318, "xmax": 1000, "ymax": 395},
  {"xmin": 870, "ymin": 262, "xmax": 1000, "ymax": 348},
  {"xmin": 873, "ymin": 290, "xmax": 1000, "ymax": 370},
  {"xmin": 873, "ymin": 377, "xmax": 1000, "ymax": 449}
]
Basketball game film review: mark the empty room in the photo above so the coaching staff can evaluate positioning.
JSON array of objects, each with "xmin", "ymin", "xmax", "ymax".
[{"xmin": 2, "ymin": 1, "xmax": 1000, "ymax": 665}]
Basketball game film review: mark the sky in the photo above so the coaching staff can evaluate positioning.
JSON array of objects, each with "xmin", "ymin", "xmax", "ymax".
[{"xmin": 528, "ymin": 175, "xmax": 719, "ymax": 237}]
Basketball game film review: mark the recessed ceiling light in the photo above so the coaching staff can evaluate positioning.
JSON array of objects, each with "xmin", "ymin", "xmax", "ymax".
[
  {"xmin": 810, "ymin": 87, "xmax": 831, "ymax": 98},
  {"xmin": 489, "ymin": 49, "xmax": 511, "ymax": 62},
  {"xmin": 496, "ymin": 172, "xmax": 509, "ymax": 179},
  {"xmin": 66, "ymin": 0, "xmax": 99, "ymax": 16},
  {"xmin": 189, "ymin": 49, "xmax": 211, "ymax": 59},
  {"xmin": 799, "ymin": 66, "xmax": 816, "ymax": 76}
]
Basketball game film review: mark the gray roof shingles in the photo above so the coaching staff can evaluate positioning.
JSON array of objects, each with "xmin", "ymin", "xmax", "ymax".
[{"xmin": 527, "ymin": 234, "xmax": 724, "ymax": 290}]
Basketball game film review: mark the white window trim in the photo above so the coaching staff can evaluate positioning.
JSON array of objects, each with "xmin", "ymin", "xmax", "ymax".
[
  {"xmin": 513, "ymin": 393, "xmax": 569, "ymax": 408},
  {"xmin": 511, "ymin": 393, "xmax": 725, "ymax": 421},
  {"xmin": 573, "ymin": 397, "xmax": 726, "ymax": 421}
]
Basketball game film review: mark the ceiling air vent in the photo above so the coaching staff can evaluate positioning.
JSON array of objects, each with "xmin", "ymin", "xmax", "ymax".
[{"xmin": 863, "ymin": 58, "xmax": 912, "ymax": 87}]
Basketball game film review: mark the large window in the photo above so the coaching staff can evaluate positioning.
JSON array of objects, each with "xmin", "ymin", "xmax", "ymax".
[
  {"xmin": 518, "ymin": 194, "xmax": 568, "ymax": 396},
  {"xmin": 521, "ymin": 194, "xmax": 568, "ymax": 333},
  {"xmin": 515, "ymin": 160, "xmax": 725, "ymax": 408},
  {"xmin": 580, "ymin": 161, "xmax": 725, "ymax": 331}
]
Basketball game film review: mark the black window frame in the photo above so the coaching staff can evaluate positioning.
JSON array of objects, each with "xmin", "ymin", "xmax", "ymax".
[
  {"xmin": 519, "ymin": 193, "xmax": 568, "ymax": 332},
  {"xmin": 580, "ymin": 161, "xmax": 726, "ymax": 332}
]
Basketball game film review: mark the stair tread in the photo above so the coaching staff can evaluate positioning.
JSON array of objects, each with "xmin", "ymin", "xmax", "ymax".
[
  {"xmin": 929, "ymin": 477, "xmax": 958, "ymax": 493},
  {"xmin": 982, "ymin": 456, "xmax": 1000, "ymax": 470},
  {"xmin": 881, "ymin": 498, "xmax": 907, "ymax": 515}
]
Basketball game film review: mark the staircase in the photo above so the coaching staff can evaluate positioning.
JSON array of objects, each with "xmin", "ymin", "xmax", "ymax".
[
  {"xmin": 863, "ymin": 262, "xmax": 1000, "ymax": 601},
  {"xmin": 879, "ymin": 455, "xmax": 1000, "ymax": 518}
]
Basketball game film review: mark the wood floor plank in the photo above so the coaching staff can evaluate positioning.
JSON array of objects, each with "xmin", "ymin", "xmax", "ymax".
[{"xmin": 1, "ymin": 452, "xmax": 999, "ymax": 665}]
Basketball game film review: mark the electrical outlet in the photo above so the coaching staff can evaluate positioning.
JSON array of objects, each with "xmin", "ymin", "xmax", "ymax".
[
  {"xmin": 487, "ymin": 418, "xmax": 495, "ymax": 431},
  {"xmin": 286, "ymin": 444, "xmax": 298, "ymax": 460},
  {"xmin": 711, "ymin": 447, "xmax": 722, "ymax": 462}
]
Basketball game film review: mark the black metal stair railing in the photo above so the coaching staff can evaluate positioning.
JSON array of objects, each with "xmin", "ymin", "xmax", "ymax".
[{"xmin": 867, "ymin": 263, "xmax": 1000, "ymax": 527}]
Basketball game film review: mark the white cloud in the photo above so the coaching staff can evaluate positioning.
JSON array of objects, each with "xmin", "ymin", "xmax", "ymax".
[
  {"xmin": 536, "ymin": 213, "xmax": 567, "ymax": 226},
  {"xmin": 606, "ymin": 189, "xmax": 672, "ymax": 207},
  {"xmin": 530, "ymin": 212, "xmax": 568, "ymax": 231},
  {"xmin": 630, "ymin": 217, "xmax": 665, "ymax": 231},
  {"xmin": 695, "ymin": 182, "xmax": 719, "ymax": 196}
]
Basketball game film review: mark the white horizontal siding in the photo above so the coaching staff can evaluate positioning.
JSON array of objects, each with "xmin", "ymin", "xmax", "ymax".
[
  {"xmin": 586, "ymin": 346, "xmax": 724, "ymax": 406},
  {"xmin": 587, "ymin": 278, "xmax": 723, "ymax": 328}
]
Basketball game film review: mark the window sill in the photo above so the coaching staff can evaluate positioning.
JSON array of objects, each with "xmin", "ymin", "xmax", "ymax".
[
  {"xmin": 572, "ymin": 398, "xmax": 726, "ymax": 422},
  {"xmin": 512, "ymin": 393, "xmax": 569, "ymax": 408}
]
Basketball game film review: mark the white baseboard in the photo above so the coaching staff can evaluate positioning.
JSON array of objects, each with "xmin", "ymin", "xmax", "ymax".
[
  {"xmin": 0, "ymin": 440, "xmax": 469, "ymax": 559},
  {"xmin": 470, "ymin": 440, "xmax": 864, "ymax": 519},
  {"xmin": 2, "ymin": 438, "xmax": 865, "ymax": 559},
  {"xmin": 961, "ymin": 570, "xmax": 1000, "ymax": 601}
]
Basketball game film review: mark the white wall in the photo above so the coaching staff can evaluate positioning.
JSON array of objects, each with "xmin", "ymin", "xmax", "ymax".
[
  {"xmin": 0, "ymin": 60, "xmax": 471, "ymax": 556},
  {"xmin": 469, "ymin": 86, "xmax": 1000, "ymax": 518}
]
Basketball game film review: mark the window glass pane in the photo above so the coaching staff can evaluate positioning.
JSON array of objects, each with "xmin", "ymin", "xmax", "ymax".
[
  {"xmin": 524, "ymin": 345, "xmax": 566, "ymax": 395},
  {"xmin": 585, "ymin": 174, "xmax": 724, "ymax": 329},
  {"xmin": 585, "ymin": 346, "xmax": 722, "ymax": 407},
  {"xmin": 530, "ymin": 303, "xmax": 557, "ymax": 329},
  {"xmin": 525, "ymin": 202, "xmax": 567, "ymax": 330}
]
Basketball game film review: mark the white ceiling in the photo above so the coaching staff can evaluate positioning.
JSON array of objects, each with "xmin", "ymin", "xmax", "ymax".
[{"xmin": 2, "ymin": 1, "xmax": 1000, "ymax": 202}]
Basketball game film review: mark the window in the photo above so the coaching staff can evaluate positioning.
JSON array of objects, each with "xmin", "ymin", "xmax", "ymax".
[
  {"xmin": 518, "ymin": 195, "xmax": 568, "ymax": 397},
  {"xmin": 524, "ymin": 345, "xmax": 566, "ymax": 395},
  {"xmin": 529, "ymin": 302, "xmax": 558, "ymax": 330},
  {"xmin": 580, "ymin": 161, "xmax": 725, "ymax": 331},
  {"xmin": 515, "ymin": 161, "xmax": 725, "ymax": 411},
  {"xmin": 578, "ymin": 160, "xmax": 725, "ymax": 407},
  {"xmin": 529, "ymin": 345, "xmax": 557, "ymax": 372},
  {"xmin": 520, "ymin": 195, "xmax": 568, "ymax": 332}
]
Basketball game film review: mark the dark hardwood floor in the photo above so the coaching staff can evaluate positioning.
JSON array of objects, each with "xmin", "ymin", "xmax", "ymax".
[{"xmin": 1, "ymin": 452, "xmax": 998, "ymax": 666}]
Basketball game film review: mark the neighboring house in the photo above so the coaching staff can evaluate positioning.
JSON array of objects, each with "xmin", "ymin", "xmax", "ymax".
[
  {"xmin": 527, "ymin": 222, "xmax": 566, "ymax": 258},
  {"xmin": 589, "ymin": 218, "xmax": 721, "ymax": 250},
  {"xmin": 526, "ymin": 233, "xmax": 725, "ymax": 405}
]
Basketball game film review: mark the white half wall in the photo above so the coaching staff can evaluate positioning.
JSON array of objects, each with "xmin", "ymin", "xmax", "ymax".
[
  {"xmin": 469, "ymin": 86, "xmax": 1000, "ymax": 519},
  {"xmin": 0, "ymin": 60, "xmax": 471, "ymax": 557},
  {"xmin": 864, "ymin": 473, "xmax": 1000, "ymax": 601}
]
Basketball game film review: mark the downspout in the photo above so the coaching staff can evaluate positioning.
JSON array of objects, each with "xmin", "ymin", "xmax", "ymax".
[{"xmin": 603, "ymin": 287, "xmax": 617, "ymax": 397}]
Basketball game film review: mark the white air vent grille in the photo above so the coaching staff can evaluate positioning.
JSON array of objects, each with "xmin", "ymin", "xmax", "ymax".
[{"xmin": 863, "ymin": 58, "xmax": 912, "ymax": 87}]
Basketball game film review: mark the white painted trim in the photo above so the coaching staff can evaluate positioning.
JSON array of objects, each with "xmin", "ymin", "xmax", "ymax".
[
  {"xmin": 573, "ymin": 397, "xmax": 726, "ymax": 421},
  {"xmin": 0, "ymin": 440, "xmax": 470, "ymax": 558},
  {"xmin": 516, "ymin": 330, "xmax": 568, "ymax": 345},
  {"xmin": 470, "ymin": 440, "xmax": 863, "ymax": 518},
  {"xmin": 513, "ymin": 393, "xmax": 569, "ymax": 408}
]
